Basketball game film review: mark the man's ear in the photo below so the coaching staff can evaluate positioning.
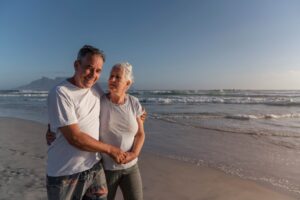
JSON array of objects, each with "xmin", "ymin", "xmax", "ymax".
[{"xmin": 74, "ymin": 60, "xmax": 80, "ymax": 71}]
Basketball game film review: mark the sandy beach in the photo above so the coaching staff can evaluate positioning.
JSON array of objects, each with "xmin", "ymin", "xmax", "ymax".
[{"xmin": 0, "ymin": 117, "xmax": 297, "ymax": 200}]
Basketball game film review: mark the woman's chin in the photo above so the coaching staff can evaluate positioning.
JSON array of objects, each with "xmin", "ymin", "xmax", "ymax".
[{"xmin": 109, "ymin": 86, "xmax": 117, "ymax": 92}]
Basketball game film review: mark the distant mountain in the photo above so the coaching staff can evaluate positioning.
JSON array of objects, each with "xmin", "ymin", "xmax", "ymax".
[
  {"xmin": 15, "ymin": 77, "xmax": 108, "ymax": 91},
  {"xmin": 15, "ymin": 77, "xmax": 66, "ymax": 91}
]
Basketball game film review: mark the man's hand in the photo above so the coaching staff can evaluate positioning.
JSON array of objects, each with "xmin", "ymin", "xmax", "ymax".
[
  {"xmin": 46, "ymin": 124, "xmax": 56, "ymax": 145},
  {"xmin": 140, "ymin": 107, "xmax": 147, "ymax": 122},
  {"xmin": 121, "ymin": 151, "xmax": 137, "ymax": 164},
  {"xmin": 108, "ymin": 146, "xmax": 127, "ymax": 164}
]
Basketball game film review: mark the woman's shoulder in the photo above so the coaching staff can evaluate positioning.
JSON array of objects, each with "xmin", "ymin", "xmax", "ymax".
[
  {"xmin": 127, "ymin": 94, "xmax": 142, "ymax": 107},
  {"xmin": 127, "ymin": 94, "xmax": 140, "ymax": 102},
  {"xmin": 127, "ymin": 94, "xmax": 142, "ymax": 113}
]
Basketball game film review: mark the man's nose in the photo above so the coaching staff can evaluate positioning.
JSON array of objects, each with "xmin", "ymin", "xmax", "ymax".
[{"xmin": 90, "ymin": 70, "xmax": 96, "ymax": 77}]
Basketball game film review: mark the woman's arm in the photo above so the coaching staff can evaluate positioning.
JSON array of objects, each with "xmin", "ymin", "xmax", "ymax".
[{"xmin": 122, "ymin": 116, "xmax": 145, "ymax": 164}]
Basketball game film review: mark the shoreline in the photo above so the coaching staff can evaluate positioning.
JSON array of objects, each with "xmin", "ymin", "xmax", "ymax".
[{"xmin": 0, "ymin": 117, "xmax": 297, "ymax": 199}]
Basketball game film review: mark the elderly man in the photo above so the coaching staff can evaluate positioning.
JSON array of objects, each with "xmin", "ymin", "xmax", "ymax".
[{"xmin": 47, "ymin": 45, "xmax": 125, "ymax": 200}]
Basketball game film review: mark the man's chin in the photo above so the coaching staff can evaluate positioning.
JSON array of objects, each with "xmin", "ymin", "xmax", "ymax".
[{"xmin": 83, "ymin": 82, "xmax": 95, "ymax": 88}]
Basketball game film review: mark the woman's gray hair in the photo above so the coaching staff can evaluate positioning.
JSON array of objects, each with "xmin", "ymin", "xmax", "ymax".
[{"xmin": 112, "ymin": 62, "xmax": 134, "ymax": 83}]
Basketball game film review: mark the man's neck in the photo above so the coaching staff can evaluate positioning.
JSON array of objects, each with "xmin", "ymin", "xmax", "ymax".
[{"xmin": 67, "ymin": 77, "xmax": 86, "ymax": 89}]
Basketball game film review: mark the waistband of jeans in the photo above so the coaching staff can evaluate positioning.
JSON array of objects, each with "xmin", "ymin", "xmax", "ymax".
[{"xmin": 92, "ymin": 160, "xmax": 103, "ymax": 171}]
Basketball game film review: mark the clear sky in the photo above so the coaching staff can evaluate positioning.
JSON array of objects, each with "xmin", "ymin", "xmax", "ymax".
[{"xmin": 1, "ymin": 0, "xmax": 300, "ymax": 90}]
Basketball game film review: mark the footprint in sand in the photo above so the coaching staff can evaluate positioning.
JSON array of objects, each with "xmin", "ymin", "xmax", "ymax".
[
  {"xmin": 7, "ymin": 148, "xmax": 45, "ymax": 160},
  {"xmin": 0, "ymin": 166, "xmax": 45, "ymax": 188}
]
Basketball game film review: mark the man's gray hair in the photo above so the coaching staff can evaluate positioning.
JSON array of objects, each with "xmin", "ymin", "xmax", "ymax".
[
  {"xmin": 77, "ymin": 45, "xmax": 106, "ymax": 62},
  {"xmin": 112, "ymin": 62, "xmax": 134, "ymax": 83}
]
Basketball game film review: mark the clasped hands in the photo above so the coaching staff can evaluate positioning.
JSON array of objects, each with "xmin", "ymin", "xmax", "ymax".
[
  {"xmin": 110, "ymin": 147, "xmax": 137, "ymax": 164},
  {"xmin": 46, "ymin": 127, "xmax": 136, "ymax": 165}
]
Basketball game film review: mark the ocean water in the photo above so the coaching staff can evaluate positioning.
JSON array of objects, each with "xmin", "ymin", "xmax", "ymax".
[
  {"xmin": 1, "ymin": 89, "xmax": 300, "ymax": 196},
  {"xmin": 137, "ymin": 90, "xmax": 300, "ymax": 138}
]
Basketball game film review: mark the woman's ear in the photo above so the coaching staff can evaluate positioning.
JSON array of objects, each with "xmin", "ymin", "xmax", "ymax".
[{"xmin": 126, "ymin": 80, "xmax": 132, "ymax": 90}]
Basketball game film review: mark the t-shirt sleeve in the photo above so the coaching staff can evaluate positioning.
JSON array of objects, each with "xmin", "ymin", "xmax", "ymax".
[
  {"xmin": 48, "ymin": 88, "xmax": 78, "ymax": 131},
  {"xmin": 131, "ymin": 96, "xmax": 143, "ymax": 117}
]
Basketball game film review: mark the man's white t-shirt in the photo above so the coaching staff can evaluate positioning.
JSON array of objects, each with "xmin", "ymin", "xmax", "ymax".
[
  {"xmin": 100, "ymin": 94, "xmax": 143, "ymax": 170},
  {"xmin": 47, "ymin": 80, "xmax": 101, "ymax": 176}
]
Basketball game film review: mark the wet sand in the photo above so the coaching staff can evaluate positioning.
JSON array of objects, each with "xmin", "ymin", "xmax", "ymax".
[{"xmin": 0, "ymin": 117, "xmax": 296, "ymax": 199}]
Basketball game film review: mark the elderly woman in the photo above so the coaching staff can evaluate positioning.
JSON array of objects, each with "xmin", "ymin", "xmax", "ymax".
[{"xmin": 100, "ymin": 62, "xmax": 145, "ymax": 200}]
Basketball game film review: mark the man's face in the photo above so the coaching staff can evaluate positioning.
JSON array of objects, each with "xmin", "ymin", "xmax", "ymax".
[{"xmin": 74, "ymin": 54, "xmax": 103, "ymax": 88}]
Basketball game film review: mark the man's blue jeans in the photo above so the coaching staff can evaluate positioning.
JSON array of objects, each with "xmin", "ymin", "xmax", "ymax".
[{"xmin": 47, "ymin": 161, "xmax": 107, "ymax": 200}]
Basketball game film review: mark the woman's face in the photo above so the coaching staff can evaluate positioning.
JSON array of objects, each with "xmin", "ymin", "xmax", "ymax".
[{"xmin": 108, "ymin": 67, "xmax": 130, "ymax": 95}]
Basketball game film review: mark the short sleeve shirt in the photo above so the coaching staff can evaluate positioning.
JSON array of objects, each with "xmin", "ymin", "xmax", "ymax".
[
  {"xmin": 47, "ymin": 80, "xmax": 101, "ymax": 176},
  {"xmin": 100, "ymin": 94, "xmax": 143, "ymax": 170}
]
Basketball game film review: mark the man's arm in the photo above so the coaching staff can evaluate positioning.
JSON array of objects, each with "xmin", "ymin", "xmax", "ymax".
[
  {"xmin": 46, "ymin": 107, "xmax": 146, "ymax": 161},
  {"xmin": 60, "ymin": 124, "xmax": 126, "ymax": 163}
]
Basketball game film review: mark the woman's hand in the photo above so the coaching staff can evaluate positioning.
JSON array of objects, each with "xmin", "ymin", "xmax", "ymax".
[
  {"xmin": 46, "ymin": 124, "xmax": 56, "ymax": 145},
  {"xmin": 121, "ymin": 151, "xmax": 138, "ymax": 164},
  {"xmin": 108, "ymin": 146, "xmax": 127, "ymax": 164},
  {"xmin": 140, "ymin": 107, "xmax": 147, "ymax": 122}
]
